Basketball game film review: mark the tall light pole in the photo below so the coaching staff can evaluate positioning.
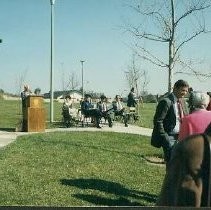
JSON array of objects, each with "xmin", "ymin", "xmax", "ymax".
[
  {"xmin": 50, "ymin": 0, "xmax": 55, "ymax": 123},
  {"xmin": 80, "ymin": 60, "xmax": 85, "ymax": 98}
]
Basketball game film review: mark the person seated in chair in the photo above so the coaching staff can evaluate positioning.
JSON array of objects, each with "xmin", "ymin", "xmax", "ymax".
[
  {"xmin": 81, "ymin": 94, "xmax": 101, "ymax": 128},
  {"xmin": 62, "ymin": 95, "xmax": 72, "ymax": 127},
  {"xmin": 62, "ymin": 95, "xmax": 76, "ymax": 127},
  {"xmin": 112, "ymin": 95, "xmax": 128, "ymax": 127},
  {"xmin": 97, "ymin": 95, "xmax": 113, "ymax": 127}
]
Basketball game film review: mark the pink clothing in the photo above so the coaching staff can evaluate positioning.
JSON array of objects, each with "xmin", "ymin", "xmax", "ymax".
[{"xmin": 179, "ymin": 109, "xmax": 211, "ymax": 140}]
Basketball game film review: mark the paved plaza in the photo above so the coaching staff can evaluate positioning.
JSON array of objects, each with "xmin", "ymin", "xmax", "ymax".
[{"xmin": 0, "ymin": 123, "xmax": 152, "ymax": 149}]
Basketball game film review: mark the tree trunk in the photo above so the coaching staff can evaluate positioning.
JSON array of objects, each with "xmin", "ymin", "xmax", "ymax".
[{"xmin": 168, "ymin": 0, "xmax": 175, "ymax": 93}]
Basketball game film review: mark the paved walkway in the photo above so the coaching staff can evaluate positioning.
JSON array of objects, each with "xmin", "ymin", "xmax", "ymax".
[{"xmin": 0, "ymin": 123, "xmax": 152, "ymax": 149}]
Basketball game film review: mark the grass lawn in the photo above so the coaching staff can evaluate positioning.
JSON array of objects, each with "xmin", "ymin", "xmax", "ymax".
[
  {"xmin": 0, "ymin": 131, "xmax": 164, "ymax": 206},
  {"xmin": 0, "ymin": 99, "xmax": 164, "ymax": 206}
]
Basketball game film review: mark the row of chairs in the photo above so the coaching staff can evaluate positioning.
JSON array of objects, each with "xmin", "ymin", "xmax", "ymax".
[{"xmin": 62, "ymin": 106, "xmax": 140, "ymax": 128}]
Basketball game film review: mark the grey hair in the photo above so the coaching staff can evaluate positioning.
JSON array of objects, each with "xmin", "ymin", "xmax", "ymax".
[{"xmin": 191, "ymin": 91, "xmax": 210, "ymax": 109}]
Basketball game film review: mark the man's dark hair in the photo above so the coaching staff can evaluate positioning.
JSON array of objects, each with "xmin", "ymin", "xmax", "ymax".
[
  {"xmin": 84, "ymin": 94, "xmax": 92, "ymax": 98},
  {"xmin": 115, "ymin": 95, "xmax": 120, "ymax": 99},
  {"xmin": 100, "ymin": 95, "xmax": 106, "ymax": 99},
  {"xmin": 65, "ymin": 95, "xmax": 71, "ymax": 99},
  {"xmin": 174, "ymin": 80, "xmax": 189, "ymax": 89},
  {"xmin": 207, "ymin": 92, "xmax": 211, "ymax": 97}
]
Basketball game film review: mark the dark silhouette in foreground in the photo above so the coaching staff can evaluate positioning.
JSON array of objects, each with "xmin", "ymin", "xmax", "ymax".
[{"xmin": 157, "ymin": 123, "xmax": 211, "ymax": 207}]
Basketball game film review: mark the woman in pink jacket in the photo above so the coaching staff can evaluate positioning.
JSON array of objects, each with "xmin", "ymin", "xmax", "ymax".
[{"xmin": 179, "ymin": 91, "xmax": 211, "ymax": 140}]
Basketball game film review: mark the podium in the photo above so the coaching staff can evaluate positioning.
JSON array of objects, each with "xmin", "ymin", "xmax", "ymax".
[{"xmin": 23, "ymin": 95, "xmax": 45, "ymax": 132}]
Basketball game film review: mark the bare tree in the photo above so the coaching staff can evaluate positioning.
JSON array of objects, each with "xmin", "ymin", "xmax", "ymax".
[
  {"xmin": 125, "ymin": 53, "xmax": 149, "ymax": 97},
  {"xmin": 66, "ymin": 72, "xmax": 79, "ymax": 90},
  {"xmin": 141, "ymin": 69, "xmax": 150, "ymax": 95},
  {"xmin": 124, "ymin": 0, "xmax": 211, "ymax": 92},
  {"xmin": 60, "ymin": 63, "xmax": 79, "ymax": 96}
]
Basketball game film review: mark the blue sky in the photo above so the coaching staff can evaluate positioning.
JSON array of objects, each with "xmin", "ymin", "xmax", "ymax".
[{"xmin": 0, "ymin": 0, "xmax": 211, "ymax": 97}]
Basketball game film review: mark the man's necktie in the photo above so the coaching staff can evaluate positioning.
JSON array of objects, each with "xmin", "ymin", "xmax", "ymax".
[
  {"xmin": 177, "ymin": 99, "xmax": 184, "ymax": 120},
  {"xmin": 102, "ymin": 103, "xmax": 106, "ymax": 112}
]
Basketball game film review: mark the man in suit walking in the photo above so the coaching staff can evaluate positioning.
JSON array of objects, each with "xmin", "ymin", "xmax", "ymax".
[{"xmin": 151, "ymin": 80, "xmax": 189, "ymax": 163}]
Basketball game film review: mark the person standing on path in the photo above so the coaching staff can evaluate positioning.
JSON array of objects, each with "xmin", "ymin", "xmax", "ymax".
[
  {"xmin": 127, "ymin": 87, "xmax": 137, "ymax": 108},
  {"xmin": 151, "ymin": 80, "xmax": 189, "ymax": 164}
]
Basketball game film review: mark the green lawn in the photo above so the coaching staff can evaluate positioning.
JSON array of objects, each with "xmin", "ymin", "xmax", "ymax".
[
  {"xmin": 0, "ymin": 99, "xmax": 164, "ymax": 206},
  {"xmin": 0, "ymin": 131, "xmax": 164, "ymax": 206}
]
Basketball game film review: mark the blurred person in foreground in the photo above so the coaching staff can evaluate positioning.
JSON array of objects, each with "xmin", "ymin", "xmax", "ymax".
[
  {"xmin": 157, "ymin": 123, "xmax": 211, "ymax": 207},
  {"xmin": 179, "ymin": 91, "xmax": 211, "ymax": 140},
  {"xmin": 151, "ymin": 80, "xmax": 189, "ymax": 163}
]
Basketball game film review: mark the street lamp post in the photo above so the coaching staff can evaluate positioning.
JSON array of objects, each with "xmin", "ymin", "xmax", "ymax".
[
  {"xmin": 80, "ymin": 60, "xmax": 85, "ymax": 98},
  {"xmin": 50, "ymin": 0, "xmax": 55, "ymax": 123}
]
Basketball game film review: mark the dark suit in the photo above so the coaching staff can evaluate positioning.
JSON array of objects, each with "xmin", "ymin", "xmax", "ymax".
[
  {"xmin": 112, "ymin": 101, "xmax": 128, "ymax": 126},
  {"xmin": 157, "ymin": 123, "xmax": 211, "ymax": 207},
  {"xmin": 151, "ymin": 93, "xmax": 188, "ymax": 162},
  {"xmin": 127, "ymin": 91, "xmax": 137, "ymax": 107},
  {"xmin": 96, "ymin": 101, "xmax": 113, "ymax": 127},
  {"xmin": 81, "ymin": 100, "xmax": 101, "ymax": 127}
]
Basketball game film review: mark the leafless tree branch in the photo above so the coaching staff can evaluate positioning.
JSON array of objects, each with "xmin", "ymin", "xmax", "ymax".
[
  {"xmin": 175, "ymin": 2, "xmax": 211, "ymax": 27},
  {"xmin": 174, "ymin": 28, "xmax": 205, "ymax": 56},
  {"xmin": 134, "ymin": 45, "xmax": 168, "ymax": 68}
]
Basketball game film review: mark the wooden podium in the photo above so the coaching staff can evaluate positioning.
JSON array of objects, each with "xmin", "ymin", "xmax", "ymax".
[{"xmin": 23, "ymin": 95, "xmax": 45, "ymax": 132}]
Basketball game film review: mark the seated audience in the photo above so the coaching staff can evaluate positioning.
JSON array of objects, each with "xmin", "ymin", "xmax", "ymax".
[
  {"xmin": 112, "ymin": 95, "xmax": 128, "ymax": 127},
  {"xmin": 63, "ymin": 95, "xmax": 73, "ymax": 110},
  {"xmin": 62, "ymin": 95, "xmax": 75, "ymax": 127},
  {"xmin": 81, "ymin": 94, "xmax": 101, "ymax": 128},
  {"xmin": 97, "ymin": 95, "xmax": 113, "ymax": 127},
  {"xmin": 179, "ymin": 91, "xmax": 211, "ymax": 140}
]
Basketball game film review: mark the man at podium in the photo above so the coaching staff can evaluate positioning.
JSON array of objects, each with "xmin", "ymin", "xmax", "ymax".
[
  {"xmin": 20, "ymin": 84, "xmax": 45, "ymax": 132},
  {"xmin": 21, "ymin": 84, "xmax": 32, "ymax": 111}
]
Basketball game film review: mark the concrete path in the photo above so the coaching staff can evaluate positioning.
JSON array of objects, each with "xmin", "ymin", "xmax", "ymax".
[{"xmin": 0, "ymin": 123, "xmax": 152, "ymax": 149}]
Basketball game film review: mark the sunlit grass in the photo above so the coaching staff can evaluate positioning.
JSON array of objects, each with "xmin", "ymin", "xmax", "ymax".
[{"xmin": 0, "ymin": 131, "xmax": 164, "ymax": 206}]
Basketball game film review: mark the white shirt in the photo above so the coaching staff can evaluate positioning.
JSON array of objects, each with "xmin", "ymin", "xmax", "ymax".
[
  {"xmin": 116, "ymin": 101, "xmax": 123, "ymax": 110},
  {"xmin": 172, "ymin": 93, "xmax": 181, "ymax": 134}
]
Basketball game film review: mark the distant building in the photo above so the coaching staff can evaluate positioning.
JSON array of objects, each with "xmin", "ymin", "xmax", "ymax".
[{"xmin": 43, "ymin": 90, "xmax": 82, "ymax": 103}]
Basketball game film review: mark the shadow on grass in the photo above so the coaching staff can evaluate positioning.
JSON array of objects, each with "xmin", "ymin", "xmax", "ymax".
[
  {"xmin": 60, "ymin": 178, "xmax": 157, "ymax": 206},
  {"xmin": 0, "ymin": 127, "xmax": 15, "ymax": 132}
]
